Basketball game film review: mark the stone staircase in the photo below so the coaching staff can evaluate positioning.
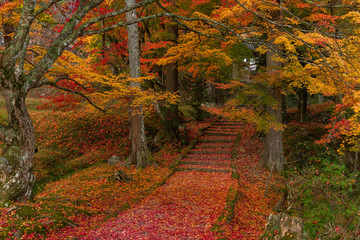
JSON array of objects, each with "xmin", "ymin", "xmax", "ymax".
[{"xmin": 177, "ymin": 119, "xmax": 242, "ymax": 173}]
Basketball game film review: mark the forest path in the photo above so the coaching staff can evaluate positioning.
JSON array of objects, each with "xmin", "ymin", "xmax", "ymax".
[{"xmin": 84, "ymin": 119, "xmax": 242, "ymax": 240}]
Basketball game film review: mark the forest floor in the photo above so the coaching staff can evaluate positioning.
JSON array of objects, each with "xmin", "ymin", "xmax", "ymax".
[
  {"xmin": 0, "ymin": 102, "xmax": 282, "ymax": 239},
  {"xmin": 80, "ymin": 119, "xmax": 282, "ymax": 239}
]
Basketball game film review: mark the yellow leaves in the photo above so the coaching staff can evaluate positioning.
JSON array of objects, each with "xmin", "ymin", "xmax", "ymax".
[
  {"xmin": 341, "ymin": 11, "xmax": 360, "ymax": 24},
  {"xmin": 295, "ymin": 31, "xmax": 331, "ymax": 47},
  {"xmin": 274, "ymin": 36, "xmax": 297, "ymax": 53},
  {"xmin": 255, "ymin": 45, "xmax": 269, "ymax": 55},
  {"xmin": 157, "ymin": 28, "xmax": 232, "ymax": 81}
]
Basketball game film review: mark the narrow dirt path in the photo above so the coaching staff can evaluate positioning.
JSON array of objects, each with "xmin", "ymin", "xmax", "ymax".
[{"xmin": 84, "ymin": 119, "xmax": 242, "ymax": 240}]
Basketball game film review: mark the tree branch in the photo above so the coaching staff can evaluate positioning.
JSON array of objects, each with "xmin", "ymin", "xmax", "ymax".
[
  {"xmin": 78, "ymin": 0, "xmax": 158, "ymax": 31},
  {"xmin": 54, "ymin": 77, "xmax": 91, "ymax": 91},
  {"xmin": 25, "ymin": 0, "xmax": 105, "ymax": 90},
  {"xmin": 47, "ymin": 82, "xmax": 105, "ymax": 112},
  {"xmin": 33, "ymin": 0, "xmax": 63, "ymax": 17}
]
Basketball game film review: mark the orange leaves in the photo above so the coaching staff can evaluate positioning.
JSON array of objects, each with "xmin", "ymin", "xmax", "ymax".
[{"xmin": 0, "ymin": 0, "xmax": 22, "ymax": 25}]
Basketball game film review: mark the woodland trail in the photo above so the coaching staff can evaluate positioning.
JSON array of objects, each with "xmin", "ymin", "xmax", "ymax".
[{"xmin": 84, "ymin": 119, "xmax": 242, "ymax": 239}]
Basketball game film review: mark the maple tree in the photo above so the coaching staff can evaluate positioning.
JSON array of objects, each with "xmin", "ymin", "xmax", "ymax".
[
  {"xmin": 0, "ymin": 0, "xmax": 173, "ymax": 204},
  {"xmin": 158, "ymin": 0, "xmax": 360, "ymax": 171}
]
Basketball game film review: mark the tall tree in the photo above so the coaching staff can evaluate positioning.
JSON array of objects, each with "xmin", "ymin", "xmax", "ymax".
[
  {"xmin": 125, "ymin": 0, "xmax": 151, "ymax": 168},
  {"xmin": 298, "ymin": 87, "xmax": 308, "ymax": 123},
  {"xmin": 163, "ymin": 23, "xmax": 180, "ymax": 141},
  {"xmin": 261, "ymin": 43, "xmax": 285, "ymax": 171}
]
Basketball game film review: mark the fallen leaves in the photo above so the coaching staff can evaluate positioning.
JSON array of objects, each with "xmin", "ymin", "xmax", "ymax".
[{"xmin": 84, "ymin": 171, "xmax": 236, "ymax": 240}]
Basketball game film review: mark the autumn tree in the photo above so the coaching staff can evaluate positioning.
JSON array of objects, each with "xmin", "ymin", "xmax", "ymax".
[{"xmin": 0, "ymin": 0, "xmax": 164, "ymax": 204}]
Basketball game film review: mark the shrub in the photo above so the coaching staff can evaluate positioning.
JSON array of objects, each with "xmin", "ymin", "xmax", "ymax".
[
  {"xmin": 286, "ymin": 157, "xmax": 360, "ymax": 239},
  {"xmin": 33, "ymin": 110, "xmax": 130, "ymax": 157}
]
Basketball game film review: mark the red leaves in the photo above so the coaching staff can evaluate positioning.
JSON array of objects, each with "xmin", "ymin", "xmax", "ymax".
[
  {"xmin": 217, "ymin": 122, "xmax": 283, "ymax": 239},
  {"xmin": 84, "ymin": 171, "xmax": 235, "ymax": 239}
]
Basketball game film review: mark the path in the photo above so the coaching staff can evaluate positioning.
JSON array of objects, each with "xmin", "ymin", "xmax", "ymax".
[{"xmin": 84, "ymin": 119, "xmax": 242, "ymax": 240}]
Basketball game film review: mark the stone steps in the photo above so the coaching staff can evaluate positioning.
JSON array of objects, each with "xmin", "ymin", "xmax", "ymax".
[{"xmin": 176, "ymin": 119, "xmax": 241, "ymax": 173}]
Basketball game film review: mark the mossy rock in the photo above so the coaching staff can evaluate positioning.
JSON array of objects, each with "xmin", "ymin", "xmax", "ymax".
[{"xmin": 261, "ymin": 213, "xmax": 310, "ymax": 240}]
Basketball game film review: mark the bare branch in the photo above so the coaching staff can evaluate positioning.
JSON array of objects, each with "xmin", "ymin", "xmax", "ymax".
[
  {"xmin": 54, "ymin": 77, "xmax": 91, "ymax": 91},
  {"xmin": 78, "ymin": 0, "xmax": 158, "ymax": 31},
  {"xmin": 47, "ymin": 82, "xmax": 106, "ymax": 112}
]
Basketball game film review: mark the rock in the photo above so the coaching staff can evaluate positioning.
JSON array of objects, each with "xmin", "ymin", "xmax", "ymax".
[
  {"xmin": 261, "ymin": 213, "xmax": 309, "ymax": 240},
  {"xmin": 107, "ymin": 155, "xmax": 121, "ymax": 166},
  {"xmin": 0, "ymin": 157, "xmax": 12, "ymax": 173},
  {"xmin": 108, "ymin": 170, "xmax": 134, "ymax": 183},
  {"xmin": 13, "ymin": 230, "xmax": 23, "ymax": 239}
]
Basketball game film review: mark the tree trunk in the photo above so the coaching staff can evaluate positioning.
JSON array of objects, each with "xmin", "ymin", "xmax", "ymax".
[
  {"xmin": 262, "ymin": 41, "xmax": 285, "ymax": 171},
  {"xmin": 0, "ymin": 90, "xmax": 35, "ymax": 204},
  {"xmin": 162, "ymin": 23, "xmax": 180, "ymax": 142},
  {"xmin": 318, "ymin": 94, "xmax": 324, "ymax": 104},
  {"xmin": 282, "ymin": 94, "xmax": 288, "ymax": 123},
  {"xmin": 125, "ymin": 0, "xmax": 151, "ymax": 168},
  {"xmin": 262, "ymin": 86, "xmax": 285, "ymax": 171},
  {"xmin": 298, "ymin": 87, "xmax": 308, "ymax": 123}
]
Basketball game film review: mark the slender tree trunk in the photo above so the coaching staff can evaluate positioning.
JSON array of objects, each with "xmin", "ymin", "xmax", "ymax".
[
  {"xmin": 261, "ymin": 42, "xmax": 285, "ymax": 172},
  {"xmin": 0, "ymin": 89, "xmax": 35, "ymax": 204},
  {"xmin": 125, "ymin": 0, "xmax": 151, "ymax": 168},
  {"xmin": 318, "ymin": 94, "xmax": 324, "ymax": 104},
  {"xmin": 298, "ymin": 87, "xmax": 308, "ymax": 123},
  {"xmin": 282, "ymin": 94, "xmax": 287, "ymax": 123},
  {"xmin": 163, "ymin": 23, "xmax": 180, "ymax": 141}
]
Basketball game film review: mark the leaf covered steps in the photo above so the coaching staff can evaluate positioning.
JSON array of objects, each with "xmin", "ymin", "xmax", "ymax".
[
  {"xmin": 177, "ymin": 119, "xmax": 241, "ymax": 173},
  {"xmin": 192, "ymin": 145, "xmax": 235, "ymax": 149},
  {"xmin": 181, "ymin": 161, "xmax": 230, "ymax": 166},
  {"xmin": 203, "ymin": 132, "xmax": 238, "ymax": 136},
  {"xmin": 177, "ymin": 168, "xmax": 231, "ymax": 173},
  {"xmin": 188, "ymin": 150, "xmax": 232, "ymax": 154},
  {"xmin": 200, "ymin": 139, "xmax": 234, "ymax": 143}
]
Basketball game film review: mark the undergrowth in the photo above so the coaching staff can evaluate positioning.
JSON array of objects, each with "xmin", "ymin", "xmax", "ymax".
[{"xmin": 283, "ymin": 102, "xmax": 360, "ymax": 239}]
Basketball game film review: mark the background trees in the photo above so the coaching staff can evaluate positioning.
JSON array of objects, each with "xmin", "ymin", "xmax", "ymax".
[{"xmin": 1, "ymin": 0, "xmax": 360, "ymax": 209}]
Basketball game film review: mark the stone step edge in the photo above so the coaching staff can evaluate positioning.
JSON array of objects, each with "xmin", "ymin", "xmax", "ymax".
[
  {"xmin": 176, "ymin": 168, "xmax": 231, "ymax": 173},
  {"xmin": 188, "ymin": 150, "xmax": 232, "ymax": 154},
  {"xmin": 200, "ymin": 139, "xmax": 234, "ymax": 143},
  {"xmin": 180, "ymin": 161, "xmax": 230, "ymax": 166}
]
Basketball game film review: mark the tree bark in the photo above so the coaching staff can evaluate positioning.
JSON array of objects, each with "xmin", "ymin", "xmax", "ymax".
[
  {"xmin": 282, "ymin": 94, "xmax": 288, "ymax": 123},
  {"xmin": 0, "ymin": 89, "xmax": 36, "ymax": 204},
  {"xmin": 125, "ymin": 0, "xmax": 151, "ymax": 168},
  {"xmin": 261, "ymin": 42, "xmax": 285, "ymax": 172},
  {"xmin": 298, "ymin": 87, "xmax": 308, "ymax": 123},
  {"xmin": 162, "ymin": 23, "xmax": 180, "ymax": 141}
]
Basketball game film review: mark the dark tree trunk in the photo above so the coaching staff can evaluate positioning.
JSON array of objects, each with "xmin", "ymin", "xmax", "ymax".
[
  {"xmin": 344, "ymin": 150, "xmax": 360, "ymax": 173},
  {"xmin": 0, "ymin": 90, "xmax": 35, "ymax": 204},
  {"xmin": 211, "ymin": 82, "xmax": 224, "ymax": 104},
  {"xmin": 162, "ymin": 24, "xmax": 180, "ymax": 142},
  {"xmin": 334, "ymin": 95, "xmax": 342, "ymax": 104},
  {"xmin": 125, "ymin": 0, "xmax": 151, "ymax": 168},
  {"xmin": 298, "ymin": 87, "xmax": 308, "ymax": 123},
  {"xmin": 282, "ymin": 94, "xmax": 288, "ymax": 123}
]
